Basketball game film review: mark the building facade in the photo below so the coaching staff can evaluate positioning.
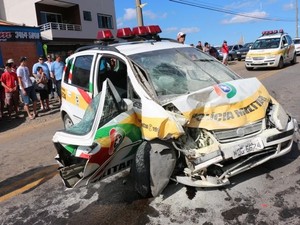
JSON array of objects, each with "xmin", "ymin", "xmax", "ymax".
[
  {"xmin": 0, "ymin": 0, "xmax": 117, "ymax": 58},
  {"xmin": 0, "ymin": 21, "xmax": 43, "ymax": 69}
]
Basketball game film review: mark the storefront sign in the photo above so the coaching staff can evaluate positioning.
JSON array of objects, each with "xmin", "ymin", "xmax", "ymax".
[{"xmin": 0, "ymin": 26, "xmax": 40, "ymax": 42}]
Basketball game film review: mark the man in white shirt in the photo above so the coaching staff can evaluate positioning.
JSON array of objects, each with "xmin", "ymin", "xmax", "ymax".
[{"xmin": 17, "ymin": 56, "xmax": 38, "ymax": 120}]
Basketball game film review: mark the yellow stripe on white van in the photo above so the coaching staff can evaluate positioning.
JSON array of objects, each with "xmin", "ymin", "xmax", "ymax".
[
  {"xmin": 247, "ymin": 49, "xmax": 285, "ymax": 57},
  {"xmin": 61, "ymin": 87, "xmax": 90, "ymax": 110},
  {"xmin": 141, "ymin": 116, "xmax": 184, "ymax": 140},
  {"xmin": 185, "ymin": 85, "xmax": 270, "ymax": 130},
  {"xmin": 139, "ymin": 97, "xmax": 184, "ymax": 140}
]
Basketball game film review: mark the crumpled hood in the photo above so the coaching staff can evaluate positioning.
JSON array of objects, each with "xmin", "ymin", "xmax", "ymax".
[
  {"xmin": 139, "ymin": 77, "xmax": 271, "ymax": 140},
  {"xmin": 170, "ymin": 77, "xmax": 270, "ymax": 130}
]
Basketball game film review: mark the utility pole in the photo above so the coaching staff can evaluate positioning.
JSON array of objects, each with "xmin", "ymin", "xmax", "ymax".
[
  {"xmin": 296, "ymin": 0, "xmax": 299, "ymax": 37},
  {"xmin": 136, "ymin": 0, "xmax": 144, "ymax": 26}
]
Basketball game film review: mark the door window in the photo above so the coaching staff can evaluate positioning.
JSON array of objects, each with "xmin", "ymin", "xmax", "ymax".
[
  {"xmin": 72, "ymin": 55, "xmax": 93, "ymax": 91},
  {"xmin": 97, "ymin": 56, "xmax": 127, "ymax": 97},
  {"xmin": 282, "ymin": 36, "xmax": 287, "ymax": 47},
  {"xmin": 63, "ymin": 58, "xmax": 74, "ymax": 83},
  {"xmin": 65, "ymin": 80, "xmax": 122, "ymax": 135}
]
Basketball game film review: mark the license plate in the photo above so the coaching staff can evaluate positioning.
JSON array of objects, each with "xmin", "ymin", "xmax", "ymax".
[
  {"xmin": 232, "ymin": 138, "xmax": 264, "ymax": 159},
  {"xmin": 253, "ymin": 60, "xmax": 263, "ymax": 64}
]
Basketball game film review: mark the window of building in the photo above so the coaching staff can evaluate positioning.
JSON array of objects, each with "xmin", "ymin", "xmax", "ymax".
[
  {"xmin": 97, "ymin": 14, "xmax": 113, "ymax": 29},
  {"xmin": 83, "ymin": 11, "xmax": 92, "ymax": 21},
  {"xmin": 40, "ymin": 11, "xmax": 63, "ymax": 24},
  {"xmin": 72, "ymin": 55, "xmax": 93, "ymax": 90}
]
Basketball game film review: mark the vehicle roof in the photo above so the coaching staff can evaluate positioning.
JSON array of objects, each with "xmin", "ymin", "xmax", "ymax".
[
  {"xmin": 114, "ymin": 40, "xmax": 187, "ymax": 56},
  {"xmin": 74, "ymin": 40, "xmax": 188, "ymax": 57}
]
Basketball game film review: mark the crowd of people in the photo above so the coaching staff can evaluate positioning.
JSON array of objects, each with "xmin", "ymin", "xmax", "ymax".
[
  {"xmin": 0, "ymin": 54, "xmax": 64, "ymax": 121},
  {"xmin": 176, "ymin": 32, "xmax": 229, "ymax": 65}
]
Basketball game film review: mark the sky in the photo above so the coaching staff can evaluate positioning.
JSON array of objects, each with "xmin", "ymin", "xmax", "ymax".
[{"xmin": 114, "ymin": 0, "xmax": 299, "ymax": 47}]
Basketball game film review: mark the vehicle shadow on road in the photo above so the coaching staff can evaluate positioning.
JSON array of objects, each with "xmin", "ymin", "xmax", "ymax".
[
  {"xmin": 0, "ymin": 99, "xmax": 61, "ymax": 133},
  {"xmin": 65, "ymin": 170, "xmax": 159, "ymax": 225}
]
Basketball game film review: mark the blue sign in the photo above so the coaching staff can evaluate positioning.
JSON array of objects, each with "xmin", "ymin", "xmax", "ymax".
[{"xmin": 0, "ymin": 25, "xmax": 40, "ymax": 42}]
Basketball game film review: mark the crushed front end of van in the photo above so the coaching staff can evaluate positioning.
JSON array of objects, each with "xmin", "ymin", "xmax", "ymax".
[{"xmin": 53, "ymin": 25, "xmax": 299, "ymax": 197}]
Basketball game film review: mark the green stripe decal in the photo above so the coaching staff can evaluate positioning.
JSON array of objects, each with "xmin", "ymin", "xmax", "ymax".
[{"xmin": 95, "ymin": 123, "xmax": 141, "ymax": 141}]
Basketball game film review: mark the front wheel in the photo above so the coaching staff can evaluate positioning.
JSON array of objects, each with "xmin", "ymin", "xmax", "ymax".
[
  {"xmin": 132, "ymin": 140, "xmax": 177, "ymax": 197},
  {"xmin": 63, "ymin": 114, "xmax": 74, "ymax": 129},
  {"xmin": 277, "ymin": 57, "xmax": 284, "ymax": 69},
  {"xmin": 245, "ymin": 66, "xmax": 253, "ymax": 71},
  {"xmin": 131, "ymin": 141, "xmax": 151, "ymax": 198},
  {"xmin": 291, "ymin": 53, "xmax": 297, "ymax": 64}
]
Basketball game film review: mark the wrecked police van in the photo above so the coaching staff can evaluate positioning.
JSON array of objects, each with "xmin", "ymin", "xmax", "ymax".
[{"xmin": 53, "ymin": 25, "xmax": 298, "ymax": 197}]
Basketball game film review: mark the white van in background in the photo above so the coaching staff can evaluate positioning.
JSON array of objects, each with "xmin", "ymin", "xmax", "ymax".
[{"xmin": 245, "ymin": 29, "xmax": 296, "ymax": 70}]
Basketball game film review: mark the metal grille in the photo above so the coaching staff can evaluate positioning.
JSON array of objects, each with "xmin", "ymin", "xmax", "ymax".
[{"xmin": 213, "ymin": 120, "xmax": 263, "ymax": 142}]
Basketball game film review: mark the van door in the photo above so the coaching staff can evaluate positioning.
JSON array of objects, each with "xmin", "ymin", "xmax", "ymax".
[
  {"xmin": 281, "ymin": 36, "xmax": 290, "ymax": 62},
  {"xmin": 285, "ymin": 35, "xmax": 295, "ymax": 60},
  {"xmin": 61, "ymin": 53, "xmax": 96, "ymax": 126},
  {"xmin": 53, "ymin": 79, "xmax": 142, "ymax": 188}
]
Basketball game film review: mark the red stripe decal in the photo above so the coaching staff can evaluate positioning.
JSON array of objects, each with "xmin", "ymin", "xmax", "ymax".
[{"xmin": 78, "ymin": 88, "xmax": 92, "ymax": 104}]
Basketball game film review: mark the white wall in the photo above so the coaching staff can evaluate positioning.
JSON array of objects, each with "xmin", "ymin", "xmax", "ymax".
[
  {"xmin": 2, "ymin": 0, "xmax": 39, "ymax": 26},
  {"xmin": 1, "ymin": 0, "xmax": 117, "ymax": 39},
  {"xmin": 75, "ymin": 0, "xmax": 117, "ymax": 39}
]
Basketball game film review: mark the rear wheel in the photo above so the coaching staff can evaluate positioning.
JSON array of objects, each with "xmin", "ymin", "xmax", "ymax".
[
  {"xmin": 63, "ymin": 114, "xmax": 73, "ymax": 129},
  {"xmin": 277, "ymin": 57, "xmax": 284, "ymax": 69}
]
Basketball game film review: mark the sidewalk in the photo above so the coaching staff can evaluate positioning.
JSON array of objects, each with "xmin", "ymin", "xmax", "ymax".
[{"xmin": 0, "ymin": 96, "xmax": 61, "ymax": 133}]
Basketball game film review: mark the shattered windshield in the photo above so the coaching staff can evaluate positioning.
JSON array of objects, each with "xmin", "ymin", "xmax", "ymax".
[
  {"xmin": 65, "ymin": 93, "xmax": 101, "ymax": 135},
  {"xmin": 129, "ymin": 47, "xmax": 239, "ymax": 102}
]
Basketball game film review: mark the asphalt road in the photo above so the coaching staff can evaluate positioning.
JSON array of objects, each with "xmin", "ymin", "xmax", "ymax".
[{"xmin": 1, "ymin": 59, "xmax": 300, "ymax": 225}]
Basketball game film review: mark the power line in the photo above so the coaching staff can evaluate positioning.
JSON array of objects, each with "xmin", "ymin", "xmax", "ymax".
[{"xmin": 169, "ymin": 0, "xmax": 295, "ymax": 22}]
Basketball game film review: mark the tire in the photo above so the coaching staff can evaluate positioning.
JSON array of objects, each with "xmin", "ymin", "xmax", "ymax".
[
  {"xmin": 277, "ymin": 57, "xmax": 284, "ymax": 69},
  {"xmin": 131, "ymin": 140, "xmax": 177, "ymax": 197},
  {"xmin": 131, "ymin": 141, "xmax": 152, "ymax": 198},
  {"xmin": 228, "ymin": 55, "xmax": 233, "ymax": 61},
  {"xmin": 245, "ymin": 66, "xmax": 253, "ymax": 71},
  {"xmin": 291, "ymin": 53, "xmax": 297, "ymax": 64},
  {"xmin": 238, "ymin": 57, "xmax": 241, "ymax": 61},
  {"xmin": 63, "ymin": 114, "xmax": 74, "ymax": 129}
]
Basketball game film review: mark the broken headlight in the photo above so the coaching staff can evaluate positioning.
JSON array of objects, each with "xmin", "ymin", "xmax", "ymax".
[{"xmin": 268, "ymin": 103, "xmax": 289, "ymax": 131}]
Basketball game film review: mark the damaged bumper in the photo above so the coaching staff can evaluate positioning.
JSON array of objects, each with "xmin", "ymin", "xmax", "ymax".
[{"xmin": 174, "ymin": 118, "xmax": 298, "ymax": 188}]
